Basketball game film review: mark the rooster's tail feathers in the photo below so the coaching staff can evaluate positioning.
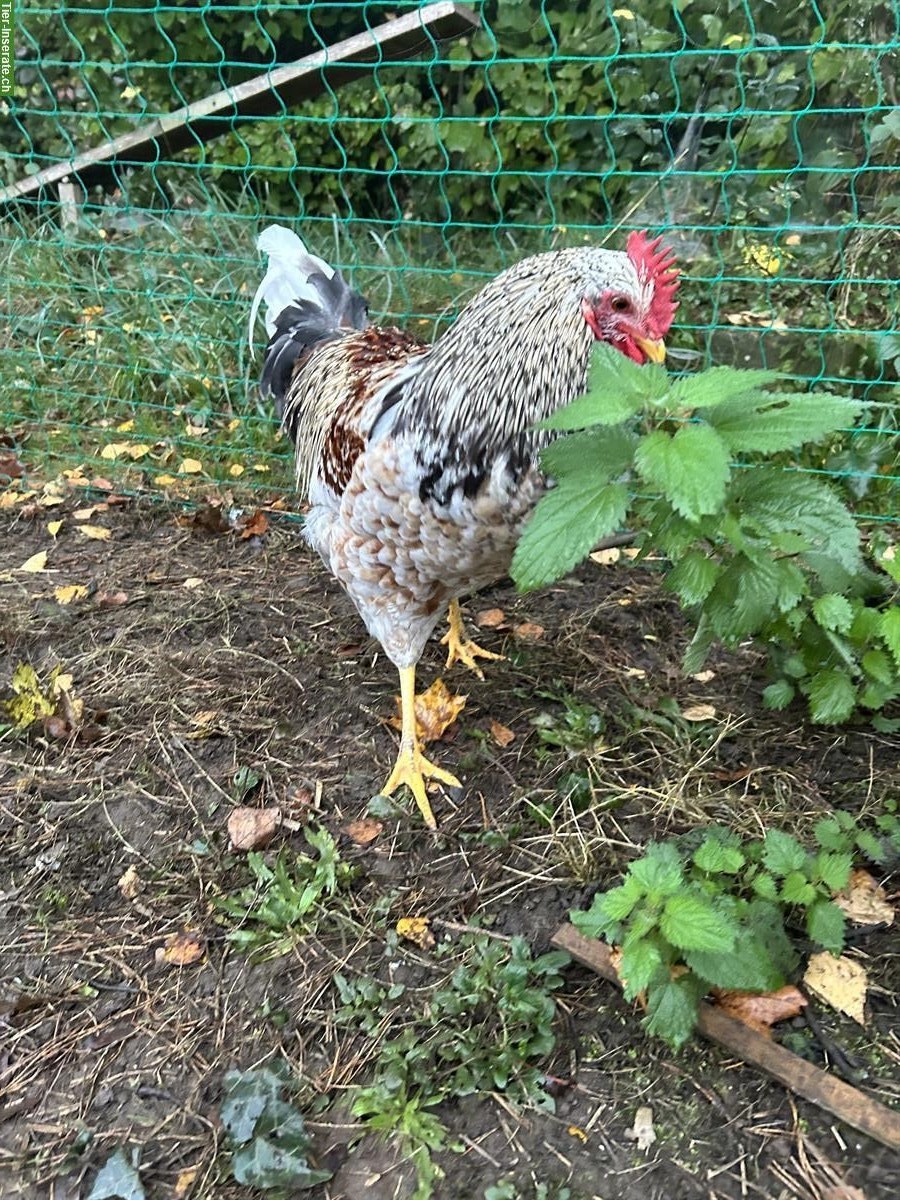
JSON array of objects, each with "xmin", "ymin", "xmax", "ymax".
[{"xmin": 249, "ymin": 224, "xmax": 369, "ymax": 408}]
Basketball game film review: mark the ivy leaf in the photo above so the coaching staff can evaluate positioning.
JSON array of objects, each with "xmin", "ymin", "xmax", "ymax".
[
  {"xmin": 635, "ymin": 424, "xmax": 731, "ymax": 521},
  {"xmin": 664, "ymin": 550, "xmax": 721, "ymax": 606},
  {"xmin": 762, "ymin": 829, "xmax": 807, "ymax": 876},
  {"xmin": 231, "ymin": 1139, "xmax": 331, "ymax": 1189},
  {"xmin": 87, "ymin": 1149, "xmax": 145, "ymax": 1200},
  {"xmin": 644, "ymin": 972, "xmax": 706, "ymax": 1049},
  {"xmin": 618, "ymin": 937, "xmax": 666, "ymax": 1000},
  {"xmin": 708, "ymin": 391, "xmax": 862, "ymax": 453},
  {"xmin": 669, "ymin": 367, "xmax": 781, "ymax": 410},
  {"xmin": 806, "ymin": 900, "xmax": 846, "ymax": 953},
  {"xmin": 807, "ymin": 669, "xmax": 857, "ymax": 724},
  {"xmin": 512, "ymin": 480, "xmax": 628, "ymax": 592},
  {"xmin": 659, "ymin": 894, "xmax": 737, "ymax": 952},
  {"xmin": 812, "ymin": 593, "xmax": 854, "ymax": 634}
]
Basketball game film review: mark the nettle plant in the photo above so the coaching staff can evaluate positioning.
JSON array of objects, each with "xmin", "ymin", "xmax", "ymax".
[
  {"xmin": 511, "ymin": 346, "xmax": 900, "ymax": 726},
  {"xmin": 571, "ymin": 811, "xmax": 900, "ymax": 1048}
]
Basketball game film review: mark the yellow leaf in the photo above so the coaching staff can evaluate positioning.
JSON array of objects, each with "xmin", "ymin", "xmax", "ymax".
[
  {"xmin": 396, "ymin": 917, "xmax": 435, "ymax": 949},
  {"xmin": 722, "ymin": 33, "xmax": 745, "ymax": 47},
  {"xmin": 156, "ymin": 473, "xmax": 178, "ymax": 486},
  {"xmin": 127, "ymin": 443, "xmax": 151, "ymax": 460},
  {"xmin": 803, "ymin": 952, "xmax": 867, "ymax": 1025},
  {"xmin": 2, "ymin": 663, "xmax": 56, "ymax": 728},
  {"xmin": 116, "ymin": 419, "xmax": 135, "ymax": 432},
  {"xmin": 227, "ymin": 418, "xmax": 241, "ymax": 432},
  {"xmin": 158, "ymin": 931, "xmax": 205, "ymax": 966},
  {"xmin": 252, "ymin": 463, "xmax": 270, "ymax": 473},
  {"xmin": 174, "ymin": 1167, "xmax": 199, "ymax": 1198},
  {"xmin": 19, "ymin": 550, "xmax": 48, "ymax": 573},
  {"xmin": 613, "ymin": 7, "xmax": 635, "ymax": 17},
  {"xmin": 122, "ymin": 322, "xmax": 138, "ymax": 334},
  {"xmin": 390, "ymin": 678, "xmax": 466, "ymax": 745},
  {"xmin": 79, "ymin": 524, "xmax": 111, "ymax": 541},
  {"xmin": 55, "ymin": 584, "xmax": 88, "ymax": 605},
  {"xmin": 229, "ymin": 464, "xmax": 245, "ymax": 477},
  {"xmin": 100, "ymin": 442, "xmax": 130, "ymax": 461},
  {"xmin": 179, "ymin": 458, "xmax": 204, "ymax": 475},
  {"xmin": 0, "ymin": 490, "xmax": 26, "ymax": 509},
  {"xmin": 120, "ymin": 85, "xmax": 141, "ymax": 100},
  {"xmin": 46, "ymin": 520, "xmax": 63, "ymax": 538}
]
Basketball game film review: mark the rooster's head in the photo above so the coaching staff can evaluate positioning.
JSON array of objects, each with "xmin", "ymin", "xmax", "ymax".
[{"xmin": 580, "ymin": 231, "xmax": 680, "ymax": 365}]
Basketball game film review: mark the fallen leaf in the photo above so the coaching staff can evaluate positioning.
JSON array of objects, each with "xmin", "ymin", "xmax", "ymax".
[
  {"xmin": 0, "ymin": 452, "xmax": 26, "ymax": 480},
  {"xmin": 74, "ymin": 504, "xmax": 106, "ymax": 520},
  {"xmin": 804, "ymin": 953, "xmax": 867, "ymax": 1025},
  {"xmin": 343, "ymin": 817, "xmax": 384, "ymax": 846},
  {"xmin": 174, "ymin": 1166, "xmax": 199, "ymax": 1198},
  {"xmin": 179, "ymin": 458, "xmax": 204, "ymax": 475},
  {"xmin": 55, "ymin": 584, "xmax": 89, "ymax": 605},
  {"xmin": 238, "ymin": 509, "xmax": 269, "ymax": 539},
  {"xmin": 490, "ymin": 720, "xmax": 515, "ymax": 747},
  {"xmin": 158, "ymin": 931, "xmax": 205, "ymax": 967},
  {"xmin": 591, "ymin": 547, "xmax": 622, "ymax": 565},
  {"xmin": 567, "ymin": 1125, "xmax": 588, "ymax": 1144},
  {"xmin": 100, "ymin": 442, "xmax": 130, "ymax": 461},
  {"xmin": 681, "ymin": 704, "xmax": 716, "ymax": 721},
  {"xmin": 0, "ymin": 489, "xmax": 27, "ymax": 509},
  {"xmin": 116, "ymin": 419, "xmax": 135, "ymax": 433},
  {"xmin": 227, "ymin": 806, "xmax": 282, "ymax": 851},
  {"xmin": 19, "ymin": 550, "xmax": 48, "ymax": 573},
  {"xmin": 821, "ymin": 1187, "xmax": 867, "ymax": 1200},
  {"xmin": 156, "ymin": 473, "xmax": 178, "ymax": 487},
  {"xmin": 476, "ymin": 608, "xmax": 507, "ymax": 628},
  {"xmin": 713, "ymin": 985, "xmax": 807, "ymax": 1036},
  {"xmin": 229, "ymin": 463, "xmax": 245, "ymax": 477},
  {"xmin": 396, "ymin": 916, "xmax": 435, "ymax": 950},
  {"xmin": 625, "ymin": 1106, "xmax": 656, "ymax": 1152},
  {"xmin": 46, "ymin": 520, "xmax": 63, "ymax": 538},
  {"xmin": 117, "ymin": 865, "xmax": 143, "ymax": 900},
  {"xmin": 691, "ymin": 670, "xmax": 716, "ymax": 683},
  {"xmin": 79, "ymin": 524, "xmax": 111, "ymax": 541},
  {"xmin": 96, "ymin": 590, "xmax": 128, "ymax": 607},
  {"xmin": 624, "ymin": 667, "xmax": 646, "ymax": 679},
  {"xmin": 183, "ymin": 577, "xmax": 203, "ymax": 589},
  {"xmin": 90, "ymin": 477, "xmax": 114, "ymax": 491},
  {"xmin": 514, "ymin": 621, "xmax": 545, "ymax": 641},
  {"xmin": 835, "ymin": 869, "xmax": 894, "ymax": 927},
  {"xmin": 391, "ymin": 678, "xmax": 466, "ymax": 744},
  {"xmin": 127, "ymin": 443, "xmax": 151, "ymax": 460}
]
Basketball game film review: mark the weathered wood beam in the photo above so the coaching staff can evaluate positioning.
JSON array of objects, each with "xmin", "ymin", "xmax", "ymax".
[{"xmin": 0, "ymin": 2, "xmax": 479, "ymax": 205}]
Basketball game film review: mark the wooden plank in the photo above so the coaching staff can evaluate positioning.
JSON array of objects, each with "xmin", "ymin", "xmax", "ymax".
[
  {"xmin": 551, "ymin": 922, "xmax": 900, "ymax": 1153},
  {"xmin": 0, "ymin": 2, "xmax": 479, "ymax": 205}
]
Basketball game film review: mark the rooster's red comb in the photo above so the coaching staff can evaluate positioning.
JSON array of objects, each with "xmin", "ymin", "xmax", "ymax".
[{"xmin": 626, "ymin": 230, "xmax": 680, "ymax": 339}]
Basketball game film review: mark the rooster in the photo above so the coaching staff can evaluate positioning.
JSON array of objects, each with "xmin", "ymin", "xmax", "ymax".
[{"xmin": 249, "ymin": 227, "xmax": 679, "ymax": 827}]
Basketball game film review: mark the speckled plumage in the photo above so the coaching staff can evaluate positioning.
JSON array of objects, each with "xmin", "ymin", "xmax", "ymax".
[{"xmin": 253, "ymin": 230, "xmax": 679, "ymax": 670}]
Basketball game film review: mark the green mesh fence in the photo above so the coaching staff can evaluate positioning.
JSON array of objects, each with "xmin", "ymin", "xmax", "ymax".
[{"xmin": 1, "ymin": 1, "xmax": 898, "ymax": 518}]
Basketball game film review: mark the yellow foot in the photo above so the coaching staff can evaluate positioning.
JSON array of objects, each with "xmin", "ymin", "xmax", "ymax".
[
  {"xmin": 382, "ymin": 742, "xmax": 461, "ymax": 830},
  {"xmin": 441, "ymin": 601, "xmax": 505, "ymax": 680}
]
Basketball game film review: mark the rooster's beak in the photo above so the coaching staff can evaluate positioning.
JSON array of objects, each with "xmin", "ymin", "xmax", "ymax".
[{"xmin": 634, "ymin": 336, "xmax": 666, "ymax": 364}]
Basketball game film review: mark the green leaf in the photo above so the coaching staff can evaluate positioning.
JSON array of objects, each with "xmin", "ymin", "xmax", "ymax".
[
  {"xmin": 811, "ymin": 850, "xmax": 853, "ymax": 892},
  {"xmin": 708, "ymin": 391, "xmax": 862, "ymax": 453},
  {"xmin": 669, "ymin": 366, "xmax": 781, "ymax": 410},
  {"xmin": 618, "ymin": 937, "xmax": 666, "ymax": 1000},
  {"xmin": 221, "ymin": 1068, "xmax": 285, "ymax": 1144},
  {"xmin": 644, "ymin": 972, "xmax": 706, "ymax": 1049},
  {"xmin": 665, "ymin": 550, "xmax": 721, "ymax": 606},
  {"xmin": 807, "ymin": 669, "xmax": 857, "ymax": 724},
  {"xmin": 745, "ymin": 899, "xmax": 800, "ymax": 977},
  {"xmin": 628, "ymin": 842, "xmax": 684, "ymax": 898},
  {"xmin": 862, "ymin": 648, "xmax": 895, "ymax": 687},
  {"xmin": 231, "ymin": 1138, "xmax": 332, "ymax": 1189},
  {"xmin": 542, "ymin": 343, "xmax": 666, "ymax": 430},
  {"xmin": 751, "ymin": 872, "xmax": 779, "ymax": 900},
  {"xmin": 780, "ymin": 871, "xmax": 817, "ymax": 906},
  {"xmin": 87, "ymin": 1149, "xmax": 145, "ymax": 1200},
  {"xmin": 880, "ymin": 607, "xmax": 900, "ymax": 669},
  {"xmin": 540, "ymin": 426, "xmax": 637, "ymax": 480},
  {"xmin": 659, "ymin": 894, "xmax": 737, "ymax": 952},
  {"xmin": 684, "ymin": 936, "xmax": 782, "ymax": 991},
  {"xmin": 814, "ymin": 817, "xmax": 851, "ymax": 853},
  {"xmin": 693, "ymin": 837, "xmax": 745, "ymax": 875},
  {"xmin": 704, "ymin": 555, "xmax": 802, "ymax": 639},
  {"xmin": 806, "ymin": 900, "xmax": 846, "ymax": 953},
  {"xmin": 762, "ymin": 829, "xmax": 807, "ymax": 876},
  {"xmin": 635, "ymin": 423, "xmax": 731, "ymax": 521},
  {"xmin": 855, "ymin": 829, "xmax": 888, "ymax": 865},
  {"xmin": 763, "ymin": 679, "xmax": 795, "ymax": 710},
  {"xmin": 812, "ymin": 593, "xmax": 855, "ymax": 634},
  {"xmin": 512, "ymin": 479, "xmax": 628, "ymax": 592}
]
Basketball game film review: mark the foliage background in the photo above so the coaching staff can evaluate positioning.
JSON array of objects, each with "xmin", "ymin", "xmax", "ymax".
[{"xmin": 0, "ymin": 0, "xmax": 898, "ymax": 504}]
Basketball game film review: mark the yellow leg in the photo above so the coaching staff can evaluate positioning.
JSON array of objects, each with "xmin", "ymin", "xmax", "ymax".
[
  {"xmin": 382, "ymin": 665, "xmax": 461, "ymax": 829},
  {"xmin": 440, "ymin": 599, "xmax": 505, "ymax": 680}
]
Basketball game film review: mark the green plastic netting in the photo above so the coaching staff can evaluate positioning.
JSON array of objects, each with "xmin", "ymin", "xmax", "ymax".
[{"xmin": 1, "ymin": 1, "xmax": 897, "ymax": 518}]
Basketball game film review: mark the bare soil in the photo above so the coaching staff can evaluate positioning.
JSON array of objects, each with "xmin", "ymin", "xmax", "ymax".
[{"xmin": 1, "ymin": 489, "xmax": 898, "ymax": 1200}]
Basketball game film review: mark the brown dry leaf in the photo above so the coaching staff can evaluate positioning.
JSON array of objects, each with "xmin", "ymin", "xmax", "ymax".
[
  {"xmin": 96, "ymin": 590, "xmax": 128, "ymax": 607},
  {"xmin": 174, "ymin": 1166, "xmax": 200, "ymax": 1198},
  {"xmin": 239, "ymin": 509, "xmax": 269, "ymax": 539},
  {"xmin": 90, "ymin": 476, "xmax": 114, "ymax": 491},
  {"xmin": 54, "ymin": 585, "xmax": 89, "ymax": 605},
  {"xmin": 227, "ymin": 805, "xmax": 282, "ymax": 851},
  {"xmin": 19, "ymin": 550, "xmax": 48, "ymax": 573},
  {"xmin": 804, "ymin": 952, "xmax": 867, "ymax": 1025},
  {"xmin": 625, "ymin": 1106, "xmax": 656, "ymax": 1151},
  {"xmin": 391, "ymin": 678, "xmax": 466, "ymax": 745},
  {"xmin": 343, "ymin": 817, "xmax": 384, "ymax": 846},
  {"xmin": 490, "ymin": 720, "xmax": 516, "ymax": 748},
  {"xmin": 514, "ymin": 621, "xmax": 545, "ymax": 641},
  {"xmin": 158, "ymin": 931, "xmax": 205, "ymax": 967},
  {"xmin": 476, "ymin": 607, "xmax": 507, "ymax": 628},
  {"xmin": 835, "ymin": 869, "xmax": 894, "ymax": 927},
  {"xmin": 74, "ymin": 504, "xmax": 106, "ymax": 520},
  {"xmin": 681, "ymin": 703, "xmax": 716, "ymax": 721},
  {"xmin": 79, "ymin": 524, "xmax": 111, "ymax": 541},
  {"xmin": 396, "ymin": 916, "xmax": 435, "ymax": 950},
  {"xmin": 713, "ymin": 985, "xmax": 807, "ymax": 1036},
  {"xmin": 117, "ymin": 864, "xmax": 143, "ymax": 900},
  {"xmin": 0, "ymin": 452, "xmax": 26, "ymax": 480},
  {"xmin": 46, "ymin": 520, "xmax": 63, "ymax": 538}
]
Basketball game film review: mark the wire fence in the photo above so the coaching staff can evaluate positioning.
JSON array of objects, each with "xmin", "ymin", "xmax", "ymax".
[{"xmin": 1, "ymin": 1, "xmax": 898, "ymax": 516}]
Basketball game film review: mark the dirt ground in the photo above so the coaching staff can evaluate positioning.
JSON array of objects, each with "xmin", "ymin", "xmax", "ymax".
[{"xmin": 1, "ymin": 486, "xmax": 898, "ymax": 1200}]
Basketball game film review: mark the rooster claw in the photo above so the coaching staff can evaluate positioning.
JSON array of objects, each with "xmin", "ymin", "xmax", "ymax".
[
  {"xmin": 441, "ymin": 600, "xmax": 504, "ymax": 680},
  {"xmin": 382, "ymin": 742, "xmax": 461, "ymax": 830}
]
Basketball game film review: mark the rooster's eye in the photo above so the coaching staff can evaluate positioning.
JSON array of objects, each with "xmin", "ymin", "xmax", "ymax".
[{"xmin": 611, "ymin": 296, "xmax": 631, "ymax": 313}]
